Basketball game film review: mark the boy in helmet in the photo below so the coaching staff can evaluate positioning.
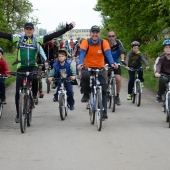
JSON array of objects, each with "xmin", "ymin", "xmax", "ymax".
[
  {"xmin": 48, "ymin": 49, "xmax": 76, "ymax": 110},
  {"xmin": 0, "ymin": 47, "xmax": 10, "ymax": 104},
  {"xmin": 154, "ymin": 39, "xmax": 170, "ymax": 102},
  {"xmin": 125, "ymin": 41, "xmax": 149, "ymax": 100}
]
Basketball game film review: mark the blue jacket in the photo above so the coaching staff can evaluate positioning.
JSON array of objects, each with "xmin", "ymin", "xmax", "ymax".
[{"xmin": 53, "ymin": 60, "xmax": 73, "ymax": 78}]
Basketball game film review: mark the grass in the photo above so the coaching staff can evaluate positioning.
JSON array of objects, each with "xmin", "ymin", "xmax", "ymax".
[
  {"xmin": 3, "ymin": 52, "xmax": 17, "ymax": 86},
  {"xmin": 121, "ymin": 58, "xmax": 158, "ymax": 91}
]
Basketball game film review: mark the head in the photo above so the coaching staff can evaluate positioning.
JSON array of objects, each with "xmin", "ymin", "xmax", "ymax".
[
  {"xmin": 107, "ymin": 30, "xmax": 116, "ymax": 44},
  {"xmin": 24, "ymin": 22, "xmax": 34, "ymax": 37},
  {"xmin": 58, "ymin": 50, "xmax": 67, "ymax": 63},
  {"xmin": 0, "ymin": 47, "xmax": 3, "ymax": 59},
  {"xmin": 131, "ymin": 41, "xmax": 140, "ymax": 53},
  {"xmin": 57, "ymin": 38, "xmax": 61, "ymax": 42},
  {"xmin": 163, "ymin": 40, "xmax": 170, "ymax": 55},
  {"xmin": 90, "ymin": 25, "xmax": 100, "ymax": 42},
  {"xmin": 70, "ymin": 38, "xmax": 73, "ymax": 42},
  {"xmin": 65, "ymin": 40, "xmax": 68, "ymax": 44}
]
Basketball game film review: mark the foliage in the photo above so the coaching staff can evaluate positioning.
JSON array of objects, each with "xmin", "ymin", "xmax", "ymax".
[
  {"xmin": 56, "ymin": 22, "xmax": 65, "ymax": 40},
  {"xmin": 39, "ymin": 28, "xmax": 47, "ymax": 36}
]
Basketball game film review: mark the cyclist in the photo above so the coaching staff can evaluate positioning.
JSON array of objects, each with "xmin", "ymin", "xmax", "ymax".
[
  {"xmin": 0, "ymin": 21, "xmax": 75, "ymax": 123},
  {"xmin": 77, "ymin": 25, "xmax": 118, "ymax": 119},
  {"xmin": 0, "ymin": 47, "xmax": 10, "ymax": 104},
  {"xmin": 107, "ymin": 30, "xmax": 125, "ymax": 105},
  {"xmin": 48, "ymin": 49, "xmax": 76, "ymax": 110},
  {"xmin": 125, "ymin": 41, "xmax": 149, "ymax": 100},
  {"xmin": 154, "ymin": 39, "xmax": 170, "ymax": 102}
]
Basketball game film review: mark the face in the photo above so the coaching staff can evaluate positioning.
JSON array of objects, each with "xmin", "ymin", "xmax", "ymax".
[
  {"xmin": 107, "ymin": 31, "xmax": 116, "ymax": 43},
  {"xmin": 24, "ymin": 27, "xmax": 34, "ymax": 36},
  {"xmin": 58, "ymin": 53, "xmax": 66, "ymax": 62},
  {"xmin": 132, "ymin": 46, "xmax": 139, "ymax": 53},
  {"xmin": 164, "ymin": 45, "xmax": 170, "ymax": 55},
  {"xmin": 0, "ymin": 52, "xmax": 2, "ymax": 59},
  {"xmin": 90, "ymin": 31, "xmax": 100, "ymax": 42}
]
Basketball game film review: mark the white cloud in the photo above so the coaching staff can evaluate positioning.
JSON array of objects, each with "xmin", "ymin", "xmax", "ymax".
[{"xmin": 29, "ymin": 0, "xmax": 102, "ymax": 32}]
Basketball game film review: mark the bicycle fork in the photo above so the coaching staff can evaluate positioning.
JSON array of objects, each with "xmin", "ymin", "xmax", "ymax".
[{"xmin": 134, "ymin": 79, "xmax": 142, "ymax": 94}]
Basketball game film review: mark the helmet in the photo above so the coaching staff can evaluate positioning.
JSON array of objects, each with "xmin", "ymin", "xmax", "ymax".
[
  {"xmin": 131, "ymin": 41, "xmax": 140, "ymax": 47},
  {"xmin": 163, "ymin": 39, "xmax": 170, "ymax": 46},
  {"xmin": 58, "ymin": 49, "xmax": 68, "ymax": 57},
  {"xmin": 0, "ymin": 47, "xmax": 3, "ymax": 54}
]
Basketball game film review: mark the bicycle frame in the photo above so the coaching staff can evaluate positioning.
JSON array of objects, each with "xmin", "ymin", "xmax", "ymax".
[{"xmin": 165, "ymin": 80, "xmax": 170, "ymax": 112}]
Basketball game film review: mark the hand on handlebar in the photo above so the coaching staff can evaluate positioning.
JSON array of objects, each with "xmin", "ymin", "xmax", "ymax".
[
  {"xmin": 48, "ymin": 77, "xmax": 53, "ymax": 83},
  {"xmin": 146, "ymin": 66, "xmax": 150, "ymax": 70},
  {"xmin": 44, "ymin": 62, "xmax": 49, "ymax": 67},
  {"xmin": 111, "ymin": 63, "xmax": 118, "ymax": 69},
  {"xmin": 77, "ymin": 64, "xmax": 83, "ymax": 70},
  {"xmin": 155, "ymin": 73, "xmax": 161, "ymax": 78},
  {"xmin": 70, "ymin": 76, "xmax": 76, "ymax": 80}
]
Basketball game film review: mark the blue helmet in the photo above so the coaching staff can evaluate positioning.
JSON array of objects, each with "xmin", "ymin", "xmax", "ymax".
[{"xmin": 163, "ymin": 39, "xmax": 170, "ymax": 46}]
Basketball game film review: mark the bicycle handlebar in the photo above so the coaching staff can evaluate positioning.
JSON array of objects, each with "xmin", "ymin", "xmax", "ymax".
[
  {"xmin": 129, "ymin": 68, "xmax": 147, "ymax": 71},
  {"xmin": 0, "ymin": 74, "xmax": 8, "ymax": 78},
  {"xmin": 7, "ymin": 71, "xmax": 41, "ymax": 76}
]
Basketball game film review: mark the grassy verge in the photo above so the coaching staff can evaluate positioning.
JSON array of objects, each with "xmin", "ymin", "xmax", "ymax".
[
  {"xmin": 3, "ymin": 52, "xmax": 17, "ymax": 86},
  {"xmin": 121, "ymin": 58, "xmax": 158, "ymax": 91}
]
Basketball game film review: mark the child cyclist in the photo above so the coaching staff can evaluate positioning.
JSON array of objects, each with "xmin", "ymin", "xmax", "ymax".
[
  {"xmin": 125, "ymin": 41, "xmax": 149, "ymax": 100},
  {"xmin": 48, "ymin": 49, "xmax": 76, "ymax": 110},
  {"xmin": 0, "ymin": 47, "xmax": 10, "ymax": 104}
]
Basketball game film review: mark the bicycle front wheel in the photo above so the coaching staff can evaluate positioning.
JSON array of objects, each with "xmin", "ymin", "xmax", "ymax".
[
  {"xmin": 0, "ymin": 103, "xmax": 3, "ymax": 119},
  {"xmin": 59, "ymin": 94, "xmax": 66, "ymax": 120},
  {"xmin": 110, "ymin": 79, "xmax": 116, "ymax": 112},
  {"xmin": 96, "ymin": 89, "xmax": 103, "ymax": 131},
  {"xmin": 27, "ymin": 96, "xmax": 32, "ymax": 127},
  {"xmin": 89, "ymin": 92, "xmax": 95, "ymax": 124},
  {"xmin": 47, "ymin": 81, "xmax": 50, "ymax": 94},
  {"xmin": 136, "ymin": 82, "xmax": 141, "ymax": 107},
  {"xmin": 19, "ymin": 92, "xmax": 27, "ymax": 133}
]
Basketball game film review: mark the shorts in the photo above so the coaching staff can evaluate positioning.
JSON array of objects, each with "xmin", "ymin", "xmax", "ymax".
[{"xmin": 108, "ymin": 65, "xmax": 121, "ymax": 76}]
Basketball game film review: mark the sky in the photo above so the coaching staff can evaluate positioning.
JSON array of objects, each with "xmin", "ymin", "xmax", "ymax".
[{"xmin": 29, "ymin": 0, "xmax": 102, "ymax": 32}]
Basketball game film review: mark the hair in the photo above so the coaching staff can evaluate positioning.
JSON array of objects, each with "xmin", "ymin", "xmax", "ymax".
[
  {"xmin": 79, "ymin": 38, "xmax": 85, "ymax": 44},
  {"xmin": 107, "ymin": 30, "xmax": 116, "ymax": 36},
  {"xmin": 58, "ymin": 51, "xmax": 67, "ymax": 57}
]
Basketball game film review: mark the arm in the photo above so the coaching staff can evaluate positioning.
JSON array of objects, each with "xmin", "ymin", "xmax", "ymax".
[
  {"xmin": 70, "ymin": 65, "xmax": 76, "ymax": 76},
  {"xmin": 0, "ymin": 31, "xmax": 12, "ymax": 41},
  {"xmin": 79, "ymin": 49, "xmax": 86, "ymax": 64},
  {"xmin": 39, "ymin": 45, "xmax": 47, "ymax": 61},
  {"xmin": 43, "ymin": 22, "xmax": 75, "ymax": 43},
  {"xmin": 48, "ymin": 68, "xmax": 55, "ymax": 77},
  {"xmin": 154, "ymin": 57, "xmax": 162, "ymax": 73},
  {"xmin": 3, "ymin": 59, "xmax": 10, "ymax": 73},
  {"xmin": 140, "ymin": 53, "xmax": 149, "ymax": 66},
  {"xmin": 104, "ymin": 49, "xmax": 114, "ymax": 65}
]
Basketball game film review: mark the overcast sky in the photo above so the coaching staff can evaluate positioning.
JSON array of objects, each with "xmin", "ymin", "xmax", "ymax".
[{"xmin": 29, "ymin": 0, "xmax": 102, "ymax": 32}]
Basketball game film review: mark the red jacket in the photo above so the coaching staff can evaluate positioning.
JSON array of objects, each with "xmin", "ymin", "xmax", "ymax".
[{"xmin": 0, "ymin": 58, "xmax": 10, "ymax": 75}]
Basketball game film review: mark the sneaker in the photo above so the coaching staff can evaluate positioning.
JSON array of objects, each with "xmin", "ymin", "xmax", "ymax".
[
  {"xmin": 127, "ymin": 94, "xmax": 131, "ymax": 100},
  {"xmin": 115, "ymin": 97, "xmax": 121, "ymax": 106},
  {"xmin": 1, "ymin": 100, "xmax": 6, "ymax": 104},
  {"xmin": 39, "ymin": 92, "xmax": 44, "ymax": 98},
  {"xmin": 141, "ymin": 82, "xmax": 144, "ymax": 88},
  {"xmin": 51, "ymin": 83, "xmax": 56, "ymax": 89},
  {"xmin": 81, "ymin": 93, "xmax": 89, "ymax": 102},
  {"xmin": 102, "ymin": 111, "xmax": 108, "ymax": 120},
  {"xmin": 70, "ymin": 105, "xmax": 75, "ymax": 111},
  {"xmin": 156, "ymin": 95, "xmax": 162, "ymax": 102},
  {"xmin": 15, "ymin": 115, "xmax": 19, "ymax": 123},
  {"xmin": 33, "ymin": 95, "xmax": 37, "ymax": 103},
  {"xmin": 53, "ymin": 98, "xmax": 58, "ymax": 102}
]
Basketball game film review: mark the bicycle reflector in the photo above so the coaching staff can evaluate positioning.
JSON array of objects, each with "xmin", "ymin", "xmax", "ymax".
[{"xmin": 23, "ymin": 79, "xmax": 26, "ymax": 86}]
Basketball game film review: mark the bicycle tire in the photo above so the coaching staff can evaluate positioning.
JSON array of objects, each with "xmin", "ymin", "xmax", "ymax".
[
  {"xmin": 27, "ymin": 96, "xmax": 32, "ymax": 127},
  {"xmin": 47, "ymin": 81, "xmax": 50, "ymax": 94},
  {"xmin": 59, "ymin": 94, "xmax": 66, "ymax": 120},
  {"xmin": 132, "ymin": 88, "xmax": 136, "ymax": 103},
  {"xmin": 136, "ymin": 82, "xmax": 141, "ymax": 107},
  {"xmin": 110, "ymin": 79, "xmax": 116, "ymax": 112},
  {"xmin": 0, "ymin": 103, "xmax": 3, "ymax": 119},
  {"xmin": 19, "ymin": 92, "xmax": 27, "ymax": 133},
  {"xmin": 96, "ymin": 89, "xmax": 102, "ymax": 131},
  {"xmin": 89, "ymin": 92, "xmax": 95, "ymax": 124}
]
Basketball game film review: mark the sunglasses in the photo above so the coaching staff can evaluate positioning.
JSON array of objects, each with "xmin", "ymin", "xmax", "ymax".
[{"xmin": 108, "ymin": 35, "xmax": 116, "ymax": 38}]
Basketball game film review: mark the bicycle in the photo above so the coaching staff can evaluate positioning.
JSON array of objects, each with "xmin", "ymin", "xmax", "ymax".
[
  {"xmin": 159, "ymin": 75, "xmax": 170, "ymax": 128},
  {"xmin": 0, "ymin": 74, "xmax": 8, "ymax": 119},
  {"xmin": 86, "ymin": 67, "xmax": 104, "ymax": 131},
  {"xmin": 76, "ymin": 70, "xmax": 81, "ymax": 88},
  {"xmin": 45, "ymin": 64, "xmax": 51, "ymax": 94},
  {"xmin": 105, "ymin": 64, "xmax": 116, "ymax": 112},
  {"xmin": 52, "ymin": 70, "xmax": 70, "ymax": 121},
  {"xmin": 129, "ymin": 67, "xmax": 146, "ymax": 107},
  {"xmin": 10, "ymin": 71, "xmax": 39, "ymax": 133}
]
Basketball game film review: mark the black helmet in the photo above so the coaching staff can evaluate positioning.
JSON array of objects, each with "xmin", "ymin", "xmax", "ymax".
[
  {"xmin": 131, "ymin": 41, "xmax": 140, "ymax": 47},
  {"xmin": 0, "ymin": 47, "xmax": 3, "ymax": 54}
]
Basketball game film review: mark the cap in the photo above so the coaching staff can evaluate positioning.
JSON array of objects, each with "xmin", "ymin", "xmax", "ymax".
[
  {"xmin": 24, "ymin": 22, "xmax": 34, "ymax": 29},
  {"xmin": 90, "ymin": 25, "xmax": 100, "ymax": 32}
]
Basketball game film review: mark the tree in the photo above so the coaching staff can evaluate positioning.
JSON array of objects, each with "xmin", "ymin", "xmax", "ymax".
[
  {"xmin": 55, "ymin": 22, "xmax": 65, "ymax": 40},
  {"xmin": 39, "ymin": 28, "xmax": 47, "ymax": 36}
]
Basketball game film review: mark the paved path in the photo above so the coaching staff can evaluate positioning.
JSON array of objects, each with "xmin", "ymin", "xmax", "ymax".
[{"xmin": 0, "ymin": 63, "xmax": 170, "ymax": 170}]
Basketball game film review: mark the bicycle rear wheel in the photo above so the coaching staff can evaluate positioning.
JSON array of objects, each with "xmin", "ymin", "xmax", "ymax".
[
  {"xmin": 59, "ymin": 94, "xmax": 66, "ymax": 120},
  {"xmin": 19, "ymin": 92, "xmax": 27, "ymax": 133},
  {"xmin": 110, "ymin": 79, "xmax": 116, "ymax": 112},
  {"xmin": 136, "ymin": 82, "xmax": 141, "ymax": 107},
  {"xmin": 96, "ymin": 89, "xmax": 102, "ymax": 131},
  {"xmin": 47, "ymin": 81, "xmax": 50, "ymax": 94},
  {"xmin": 0, "ymin": 103, "xmax": 3, "ymax": 119},
  {"xmin": 27, "ymin": 96, "xmax": 32, "ymax": 127},
  {"xmin": 89, "ymin": 92, "xmax": 95, "ymax": 124}
]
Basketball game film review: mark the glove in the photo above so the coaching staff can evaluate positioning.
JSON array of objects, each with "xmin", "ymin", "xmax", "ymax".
[{"xmin": 66, "ymin": 23, "xmax": 74, "ymax": 31}]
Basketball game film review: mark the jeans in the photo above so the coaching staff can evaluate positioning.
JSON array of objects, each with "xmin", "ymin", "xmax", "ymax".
[
  {"xmin": 81, "ymin": 68, "xmax": 107, "ymax": 113},
  {"xmin": 15, "ymin": 66, "xmax": 38, "ymax": 115},
  {"xmin": 158, "ymin": 75, "xmax": 169, "ymax": 95},
  {"xmin": 75, "ymin": 58, "xmax": 79, "ymax": 75},
  {"xmin": 128, "ymin": 66, "xmax": 144, "ymax": 94},
  {"xmin": 54, "ymin": 80, "xmax": 75, "ymax": 106},
  {"xmin": 0, "ymin": 78, "xmax": 5, "ymax": 101}
]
